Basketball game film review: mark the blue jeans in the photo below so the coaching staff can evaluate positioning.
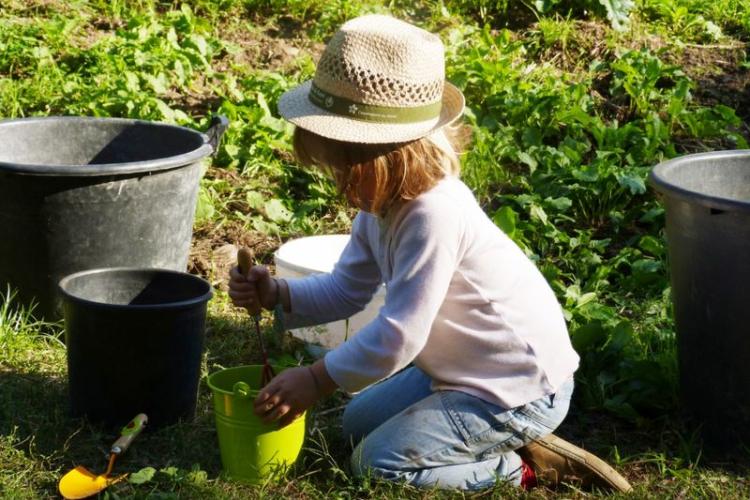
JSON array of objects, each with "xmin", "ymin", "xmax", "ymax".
[{"xmin": 342, "ymin": 366, "xmax": 574, "ymax": 490}]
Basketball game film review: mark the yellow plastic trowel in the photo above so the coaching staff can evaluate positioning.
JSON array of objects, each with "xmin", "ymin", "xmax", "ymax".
[{"xmin": 59, "ymin": 414, "xmax": 148, "ymax": 499}]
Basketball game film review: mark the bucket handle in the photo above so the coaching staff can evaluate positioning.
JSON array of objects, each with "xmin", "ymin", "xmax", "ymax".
[
  {"xmin": 205, "ymin": 115, "xmax": 229, "ymax": 155},
  {"xmin": 232, "ymin": 381, "xmax": 253, "ymax": 400}
]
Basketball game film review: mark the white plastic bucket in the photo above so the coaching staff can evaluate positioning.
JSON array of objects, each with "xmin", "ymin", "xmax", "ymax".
[{"xmin": 274, "ymin": 235, "xmax": 386, "ymax": 357}]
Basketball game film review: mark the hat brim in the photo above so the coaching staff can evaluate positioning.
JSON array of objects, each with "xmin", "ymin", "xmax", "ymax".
[{"xmin": 277, "ymin": 80, "xmax": 465, "ymax": 144}]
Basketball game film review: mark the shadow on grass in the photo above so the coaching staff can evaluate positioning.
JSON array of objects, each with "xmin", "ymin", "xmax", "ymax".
[
  {"xmin": 0, "ymin": 368, "xmax": 70, "ymax": 455},
  {"xmin": 561, "ymin": 402, "xmax": 750, "ymax": 478},
  {"xmin": 0, "ymin": 364, "xmax": 226, "ymax": 496}
]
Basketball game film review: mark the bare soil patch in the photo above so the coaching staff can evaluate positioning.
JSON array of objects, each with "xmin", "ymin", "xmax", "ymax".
[
  {"xmin": 188, "ymin": 165, "xmax": 284, "ymax": 290},
  {"xmin": 213, "ymin": 18, "xmax": 325, "ymax": 74},
  {"xmin": 678, "ymin": 42, "xmax": 750, "ymax": 119},
  {"xmin": 188, "ymin": 20, "xmax": 328, "ymax": 284}
]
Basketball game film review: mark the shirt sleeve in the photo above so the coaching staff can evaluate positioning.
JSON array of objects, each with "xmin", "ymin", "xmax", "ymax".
[
  {"xmin": 324, "ymin": 195, "xmax": 464, "ymax": 393},
  {"xmin": 281, "ymin": 213, "xmax": 383, "ymax": 329}
]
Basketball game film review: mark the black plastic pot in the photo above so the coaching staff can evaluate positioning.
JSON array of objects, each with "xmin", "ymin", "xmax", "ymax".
[
  {"xmin": 649, "ymin": 150, "xmax": 750, "ymax": 450},
  {"xmin": 0, "ymin": 115, "xmax": 228, "ymax": 319},
  {"xmin": 59, "ymin": 268, "xmax": 212, "ymax": 429}
]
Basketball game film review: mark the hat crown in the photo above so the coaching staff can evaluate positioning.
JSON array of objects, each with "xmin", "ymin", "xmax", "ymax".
[{"xmin": 314, "ymin": 15, "xmax": 445, "ymax": 108}]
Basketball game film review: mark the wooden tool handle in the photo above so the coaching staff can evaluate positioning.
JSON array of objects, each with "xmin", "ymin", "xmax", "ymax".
[
  {"xmin": 237, "ymin": 247, "xmax": 253, "ymax": 276},
  {"xmin": 110, "ymin": 413, "xmax": 148, "ymax": 455}
]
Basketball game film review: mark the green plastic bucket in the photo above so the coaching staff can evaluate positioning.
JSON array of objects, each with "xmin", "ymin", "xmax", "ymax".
[{"xmin": 207, "ymin": 365, "xmax": 306, "ymax": 483}]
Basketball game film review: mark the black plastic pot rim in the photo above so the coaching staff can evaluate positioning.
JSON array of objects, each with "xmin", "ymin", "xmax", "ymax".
[
  {"xmin": 0, "ymin": 116, "xmax": 220, "ymax": 177},
  {"xmin": 58, "ymin": 267, "xmax": 213, "ymax": 311},
  {"xmin": 649, "ymin": 149, "xmax": 750, "ymax": 214}
]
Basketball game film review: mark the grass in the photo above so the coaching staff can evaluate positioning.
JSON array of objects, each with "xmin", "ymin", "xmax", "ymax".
[{"xmin": 1, "ymin": 0, "xmax": 750, "ymax": 498}]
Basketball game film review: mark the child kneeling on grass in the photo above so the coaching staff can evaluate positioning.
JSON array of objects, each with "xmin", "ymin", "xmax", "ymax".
[{"xmin": 228, "ymin": 14, "xmax": 632, "ymax": 493}]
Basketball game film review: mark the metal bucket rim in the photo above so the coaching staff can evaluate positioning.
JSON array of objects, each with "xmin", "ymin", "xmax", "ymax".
[
  {"xmin": 58, "ymin": 267, "xmax": 213, "ymax": 311},
  {"xmin": 649, "ymin": 149, "xmax": 750, "ymax": 213},
  {"xmin": 208, "ymin": 365, "xmax": 289, "ymax": 397},
  {"xmin": 0, "ymin": 116, "xmax": 214, "ymax": 177}
]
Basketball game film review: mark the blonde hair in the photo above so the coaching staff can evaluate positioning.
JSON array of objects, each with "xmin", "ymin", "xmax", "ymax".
[{"xmin": 293, "ymin": 124, "xmax": 470, "ymax": 216}]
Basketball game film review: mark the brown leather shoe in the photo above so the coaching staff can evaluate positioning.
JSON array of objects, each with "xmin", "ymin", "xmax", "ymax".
[{"xmin": 517, "ymin": 434, "xmax": 633, "ymax": 493}]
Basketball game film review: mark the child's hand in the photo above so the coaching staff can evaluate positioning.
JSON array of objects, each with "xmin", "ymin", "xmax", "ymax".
[
  {"xmin": 254, "ymin": 366, "xmax": 319, "ymax": 428},
  {"xmin": 228, "ymin": 264, "xmax": 278, "ymax": 314}
]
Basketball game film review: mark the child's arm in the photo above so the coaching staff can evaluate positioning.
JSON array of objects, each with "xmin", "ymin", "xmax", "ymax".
[
  {"xmin": 229, "ymin": 214, "xmax": 382, "ymax": 327},
  {"xmin": 324, "ymin": 195, "xmax": 461, "ymax": 392},
  {"xmin": 276, "ymin": 213, "xmax": 383, "ymax": 328}
]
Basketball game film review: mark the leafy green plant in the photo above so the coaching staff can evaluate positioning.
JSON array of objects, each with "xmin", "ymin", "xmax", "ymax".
[
  {"xmin": 445, "ymin": 21, "xmax": 745, "ymax": 420},
  {"xmin": 638, "ymin": 0, "xmax": 727, "ymax": 42},
  {"xmin": 531, "ymin": 13, "xmax": 577, "ymax": 56}
]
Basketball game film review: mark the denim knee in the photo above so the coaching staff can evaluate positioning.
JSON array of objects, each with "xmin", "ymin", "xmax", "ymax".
[
  {"xmin": 342, "ymin": 404, "xmax": 363, "ymax": 445},
  {"xmin": 349, "ymin": 440, "xmax": 382, "ymax": 479}
]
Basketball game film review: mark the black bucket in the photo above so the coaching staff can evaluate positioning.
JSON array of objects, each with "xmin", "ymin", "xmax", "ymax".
[
  {"xmin": 649, "ymin": 150, "xmax": 750, "ymax": 451},
  {"xmin": 0, "ymin": 115, "xmax": 228, "ymax": 319},
  {"xmin": 59, "ymin": 268, "xmax": 212, "ymax": 429}
]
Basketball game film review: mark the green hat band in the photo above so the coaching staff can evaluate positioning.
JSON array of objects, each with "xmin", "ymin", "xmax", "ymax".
[{"xmin": 308, "ymin": 83, "xmax": 442, "ymax": 124}]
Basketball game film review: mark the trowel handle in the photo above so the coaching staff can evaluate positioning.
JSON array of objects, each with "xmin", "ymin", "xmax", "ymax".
[
  {"xmin": 237, "ymin": 247, "xmax": 253, "ymax": 276},
  {"xmin": 111, "ymin": 413, "xmax": 148, "ymax": 455}
]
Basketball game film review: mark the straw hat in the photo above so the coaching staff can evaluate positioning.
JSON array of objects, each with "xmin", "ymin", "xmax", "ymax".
[{"xmin": 278, "ymin": 14, "xmax": 465, "ymax": 144}]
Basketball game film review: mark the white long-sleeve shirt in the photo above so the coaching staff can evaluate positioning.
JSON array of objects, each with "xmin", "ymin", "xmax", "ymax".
[{"xmin": 282, "ymin": 176, "xmax": 579, "ymax": 409}]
